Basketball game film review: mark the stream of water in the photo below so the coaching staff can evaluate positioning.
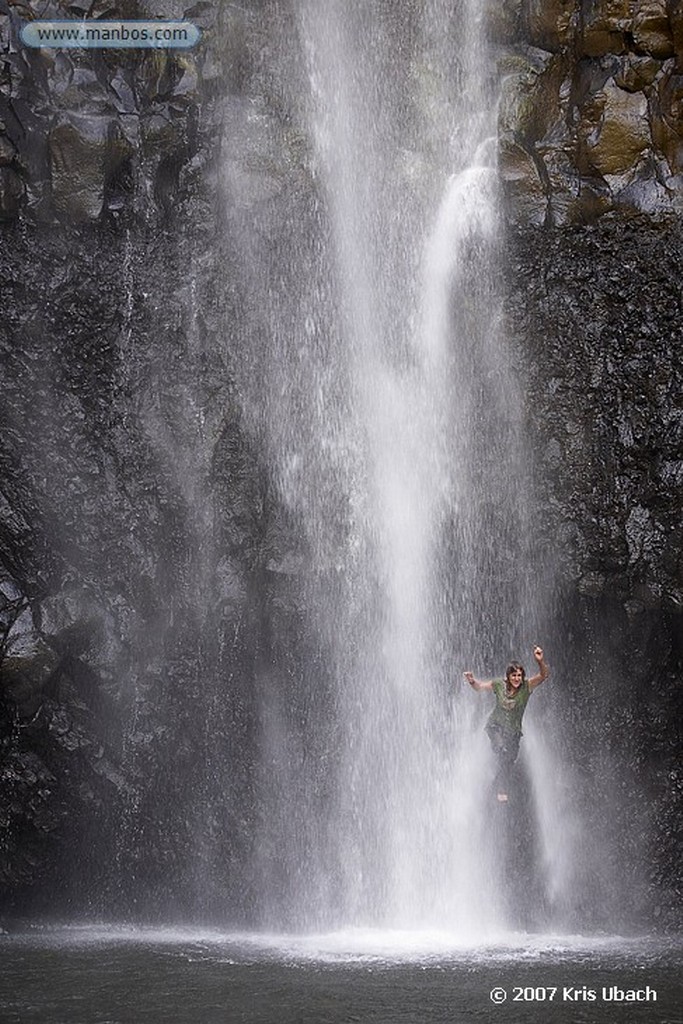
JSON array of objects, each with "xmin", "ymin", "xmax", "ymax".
[{"xmin": 220, "ymin": 0, "xmax": 581, "ymax": 933}]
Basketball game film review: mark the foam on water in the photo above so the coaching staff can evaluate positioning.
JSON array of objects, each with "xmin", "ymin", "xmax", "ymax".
[{"xmin": 8, "ymin": 924, "xmax": 679, "ymax": 970}]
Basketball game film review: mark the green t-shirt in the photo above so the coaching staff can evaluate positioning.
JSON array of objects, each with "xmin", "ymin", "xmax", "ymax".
[{"xmin": 487, "ymin": 678, "xmax": 531, "ymax": 736}]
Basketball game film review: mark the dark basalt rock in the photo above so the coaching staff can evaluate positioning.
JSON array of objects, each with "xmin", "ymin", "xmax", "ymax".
[
  {"xmin": 0, "ymin": 0, "xmax": 209, "ymax": 224},
  {"xmin": 0, "ymin": 0, "xmax": 242, "ymax": 913},
  {"xmin": 502, "ymin": 215, "xmax": 683, "ymax": 927},
  {"xmin": 0, "ymin": 166, "xmax": 23, "ymax": 218}
]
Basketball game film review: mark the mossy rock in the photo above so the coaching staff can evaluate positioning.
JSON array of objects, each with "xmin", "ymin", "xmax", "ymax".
[
  {"xmin": 527, "ymin": 0, "xmax": 579, "ymax": 52},
  {"xmin": 49, "ymin": 118, "xmax": 109, "ymax": 221},
  {"xmin": 613, "ymin": 54, "xmax": 662, "ymax": 91},
  {"xmin": 578, "ymin": 79, "xmax": 651, "ymax": 176},
  {"xmin": 580, "ymin": 0, "xmax": 631, "ymax": 56},
  {"xmin": 632, "ymin": 0, "xmax": 674, "ymax": 58},
  {"xmin": 498, "ymin": 48, "xmax": 565, "ymax": 146}
]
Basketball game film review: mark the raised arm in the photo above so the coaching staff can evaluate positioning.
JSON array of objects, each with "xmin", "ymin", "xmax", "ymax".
[
  {"xmin": 528, "ymin": 645, "xmax": 550, "ymax": 690},
  {"xmin": 463, "ymin": 671, "xmax": 493, "ymax": 692}
]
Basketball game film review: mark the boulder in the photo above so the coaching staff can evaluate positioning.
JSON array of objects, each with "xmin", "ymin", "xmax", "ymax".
[
  {"xmin": 171, "ymin": 55, "xmax": 199, "ymax": 106},
  {"xmin": 38, "ymin": 588, "xmax": 96, "ymax": 640},
  {"xmin": 53, "ymin": 67, "xmax": 112, "ymax": 116},
  {"xmin": 669, "ymin": 0, "xmax": 683, "ymax": 57},
  {"xmin": 579, "ymin": 78, "xmax": 651, "ymax": 176},
  {"xmin": 499, "ymin": 138, "xmax": 548, "ymax": 224},
  {"xmin": 498, "ymin": 48, "xmax": 564, "ymax": 144},
  {"xmin": 613, "ymin": 53, "xmax": 662, "ymax": 91},
  {"xmin": 527, "ymin": 0, "xmax": 579, "ymax": 52},
  {"xmin": 651, "ymin": 66, "xmax": 683, "ymax": 174},
  {"xmin": 614, "ymin": 162, "xmax": 682, "ymax": 214},
  {"xmin": 1, "ymin": 645, "xmax": 59, "ymax": 718},
  {"xmin": 580, "ymin": 0, "xmax": 631, "ymax": 55},
  {"xmin": 109, "ymin": 70, "xmax": 137, "ymax": 115},
  {"xmin": 540, "ymin": 146, "xmax": 581, "ymax": 223},
  {"xmin": 49, "ymin": 113, "xmax": 135, "ymax": 221},
  {"xmin": 2, "ymin": 603, "xmax": 42, "ymax": 661},
  {"xmin": 0, "ymin": 135, "xmax": 17, "ymax": 165},
  {"xmin": 625, "ymin": 504, "xmax": 657, "ymax": 564},
  {"xmin": 49, "ymin": 116, "xmax": 110, "ymax": 220},
  {"xmin": 632, "ymin": 0, "xmax": 675, "ymax": 57},
  {"xmin": 0, "ymin": 166, "xmax": 24, "ymax": 219}
]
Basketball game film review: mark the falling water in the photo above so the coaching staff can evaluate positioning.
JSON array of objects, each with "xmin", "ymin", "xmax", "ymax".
[{"xmin": 220, "ymin": 0, "xmax": 584, "ymax": 934}]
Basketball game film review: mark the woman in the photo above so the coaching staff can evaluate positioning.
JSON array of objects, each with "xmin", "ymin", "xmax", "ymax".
[{"xmin": 463, "ymin": 646, "xmax": 550, "ymax": 802}]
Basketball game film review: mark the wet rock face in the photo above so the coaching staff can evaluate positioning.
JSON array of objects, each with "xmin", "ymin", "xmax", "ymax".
[
  {"xmin": 0, "ymin": 0, "xmax": 248, "ymax": 912},
  {"xmin": 503, "ymin": 218, "xmax": 683, "ymax": 928},
  {"xmin": 505, "ymin": 218, "xmax": 683, "ymax": 613},
  {"xmin": 495, "ymin": 0, "xmax": 683, "ymax": 223},
  {"xmin": 0, "ymin": 0, "xmax": 215, "ymax": 223},
  {"xmin": 0, "ymin": 209, "xmax": 271, "ymax": 914}
]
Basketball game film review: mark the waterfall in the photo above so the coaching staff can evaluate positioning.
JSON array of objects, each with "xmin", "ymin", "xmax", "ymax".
[{"xmin": 220, "ymin": 0, "xmax": 581, "ymax": 934}]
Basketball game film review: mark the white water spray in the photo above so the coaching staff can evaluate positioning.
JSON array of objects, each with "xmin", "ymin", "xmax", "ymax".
[{"xmin": 221, "ymin": 0, "xmax": 580, "ymax": 935}]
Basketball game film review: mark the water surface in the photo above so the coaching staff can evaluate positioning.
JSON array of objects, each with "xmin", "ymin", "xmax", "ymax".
[{"xmin": 2, "ymin": 927, "xmax": 681, "ymax": 1023}]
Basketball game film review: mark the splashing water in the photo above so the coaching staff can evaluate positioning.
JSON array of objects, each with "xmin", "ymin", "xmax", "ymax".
[{"xmin": 219, "ymin": 0, "xmax": 583, "ymax": 935}]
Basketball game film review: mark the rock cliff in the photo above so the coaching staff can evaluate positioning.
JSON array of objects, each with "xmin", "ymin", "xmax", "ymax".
[{"xmin": 493, "ymin": 0, "xmax": 683, "ymax": 224}]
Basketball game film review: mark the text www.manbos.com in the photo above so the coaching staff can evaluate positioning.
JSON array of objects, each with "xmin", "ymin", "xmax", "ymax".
[{"xmin": 20, "ymin": 20, "xmax": 201, "ymax": 49}]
